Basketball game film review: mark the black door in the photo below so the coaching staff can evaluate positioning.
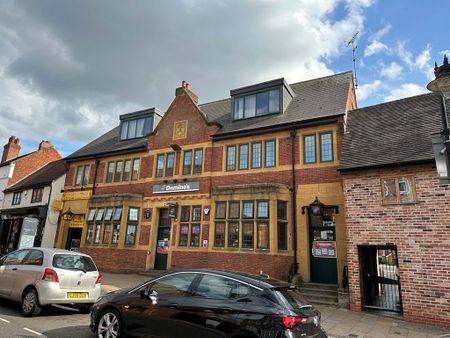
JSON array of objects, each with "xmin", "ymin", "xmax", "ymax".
[
  {"xmin": 309, "ymin": 207, "xmax": 337, "ymax": 284},
  {"xmin": 359, "ymin": 245, "xmax": 402, "ymax": 313},
  {"xmin": 181, "ymin": 273, "xmax": 247, "ymax": 338},
  {"xmin": 65, "ymin": 228, "xmax": 82, "ymax": 251},
  {"xmin": 121, "ymin": 272, "xmax": 198, "ymax": 338},
  {"xmin": 154, "ymin": 209, "xmax": 170, "ymax": 270}
]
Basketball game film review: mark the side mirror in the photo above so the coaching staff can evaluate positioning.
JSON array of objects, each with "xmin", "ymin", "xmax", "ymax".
[{"xmin": 149, "ymin": 290, "xmax": 158, "ymax": 305}]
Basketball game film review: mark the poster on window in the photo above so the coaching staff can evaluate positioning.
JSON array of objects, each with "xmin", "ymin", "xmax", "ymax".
[
  {"xmin": 312, "ymin": 241, "xmax": 336, "ymax": 258},
  {"xmin": 157, "ymin": 239, "xmax": 169, "ymax": 254},
  {"xmin": 18, "ymin": 217, "xmax": 38, "ymax": 249}
]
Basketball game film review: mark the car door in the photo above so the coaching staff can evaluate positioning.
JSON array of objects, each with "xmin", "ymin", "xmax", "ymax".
[
  {"xmin": 121, "ymin": 272, "xmax": 198, "ymax": 338},
  {"xmin": 180, "ymin": 273, "xmax": 249, "ymax": 338},
  {"xmin": 10, "ymin": 249, "xmax": 44, "ymax": 300},
  {"xmin": 0, "ymin": 250, "xmax": 29, "ymax": 297}
]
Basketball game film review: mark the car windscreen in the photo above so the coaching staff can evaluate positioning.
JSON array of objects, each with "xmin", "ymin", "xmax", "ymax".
[
  {"xmin": 274, "ymin": 287, "xmax": 310, "ymax": 310},
  {"xmin": 52, "ymin": 254, "xmax": 97, "ymax": 272}
]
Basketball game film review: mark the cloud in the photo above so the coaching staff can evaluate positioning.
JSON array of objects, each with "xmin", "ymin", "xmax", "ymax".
[
  {"xmin": 380, "ymin": 62, "xmax": 403, "ymax": 80},
  {"xmin": 384, "ymin": 83, "xmax": 427, "ymax": 102},
  {"xmin": 357, "ymin": 80, "xmax": 382, "ymax": 101},
  {"xmin": 371, "ymin": 23, "xmax": 392, "ymax": 41},
  {"xmin": 364, "ymin": 41, "xmax": 389, "ymax": 57}
]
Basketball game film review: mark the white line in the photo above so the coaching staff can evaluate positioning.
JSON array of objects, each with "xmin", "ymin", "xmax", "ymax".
[
  {"xmin": 0, "ymin": 317, "xmax": 10, "ymax": 323},
  {"xmin": 23, "ymin": 328, "xmax": 43, "ymax": 336}
]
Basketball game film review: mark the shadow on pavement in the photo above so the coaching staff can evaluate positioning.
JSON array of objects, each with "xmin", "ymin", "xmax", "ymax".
[
  {"xmin": 42, "ymin": 325, "xmax": 94, "ymax": 338},
  {"xmin": 0, "ymin": 298, "xmax": 87, "ymax": 318}
]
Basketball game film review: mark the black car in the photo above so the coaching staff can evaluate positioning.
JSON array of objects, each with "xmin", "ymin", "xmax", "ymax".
[{"xmin": 90, "ymin": 269, "xmax": 327, "ymax": 338}]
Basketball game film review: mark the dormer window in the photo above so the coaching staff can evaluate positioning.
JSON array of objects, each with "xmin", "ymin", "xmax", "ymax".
[
  {"xmin": 230, "ymin": 78, "xmax": 293, "ymax": 121},
  {"xmin": 119, "ymin": 107, "xmax": 162, "ymax": 141}
]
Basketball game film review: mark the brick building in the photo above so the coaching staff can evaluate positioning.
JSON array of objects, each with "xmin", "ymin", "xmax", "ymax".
[
  {"xmin": 340, "ymin": 93, "xmax": 450, "ymax": 328},
  {"xmin": 0, "ymin": 137, "xmax": 62, "ymax": 254},
  {"xmin": 56, "ymin": 72, "xmax": 356, "ymax": 297}
]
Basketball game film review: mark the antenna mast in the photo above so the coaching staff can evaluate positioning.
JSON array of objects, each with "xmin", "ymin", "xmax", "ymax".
[{"xmin": 347, "ymin": 32, "xmax": 359, "ymax": 89}]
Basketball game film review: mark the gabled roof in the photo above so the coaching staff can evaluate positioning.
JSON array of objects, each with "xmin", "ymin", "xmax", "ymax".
[
  {"xmin": 199, "ymin": 71, "xmax": 353, "ymax": 138},
  {"xmin": 4, "ymin": 159, "xmax": 68, "ymax": 193},
  {"xmin": 339, "ymin": 93, "xmax": 448, "ymax": 172},
  {"xmin": 0, "ymin": 152, "xmax": 36, "ymax": 168}
]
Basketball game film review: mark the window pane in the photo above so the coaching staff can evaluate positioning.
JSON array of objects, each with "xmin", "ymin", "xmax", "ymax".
[
  {"xmin": 192, "ymin": 206, "xmax": 202, "ymax": 221},
  {"xmin": 136, "ymin": 118, "xmax": 145, "ymax": 137},
  {"xmin": 320, "ymin": 133, "xmax": 333, "ymax": 162},
  {"xmin": 113, "ymin": 207, "xmax": 122, "ymax": 221},
  {"xmin": 82, "ymin": 165, "xmax": 90, "ymax": 185},
  {"xmin": 104, "ymin": 208, "xmax": 113, "ymax": 221},
  {"xmin": 304, "ymin": 135, "xmax": 316, "ymax": 163},
  {"xmin": 244, "ymin": 95, "xmax": 256, "ymax": 118},
  {"xmin": 183, "ymin": 150, "xmax": 192, "ymax": 175},
  {"xmin": 106, "ymin": 162, "xmax": 114, "ymax": 183},
  {"xmin": 234, "ymin": 97, "xmax": 244, "ymax": 119},
  {"xmin": 152, "ymin": 273, "xmax": 196, "ymax": 296},
  {"xmin": 277, "ymin": 201, "xmax": 287, "ymax": 220},
  {"xmin": 277, "ymin": 221, "xmax": 288, "ymax": 250},
  {"xmin": 256, "ymin": 91, "xmax": 269, "ymax": 115},
  {"xmin": 194, "ymin": 275, "xmax": 250, "ymax": 300},
  {"xmin": 94, "ymin": 224, "xmax": 101, "ymax": 244},
  {"xmin": 86, "ymin": 224, "xmax": 94, "ymax": 244},
  {"xmin": 96, "ymin": 208, "xmax": 105, "ymax": 221},
  {"xmin": 180, "ymin": 206, "xmax": 190, "ymax": 222},
  {"xmin": 156, "ymin": 154, "xmax": 165, "ymax": 177},
  {"xmin": 123, "ymin": 159, "xmax": 131, "ymax": 181},
  {"xmin": 239, "ymin": 144, "xmax": 248, "ymax": 170},
  {"xmin": 257, "ymin": 222, "xmax": 269, "ymax": 249},
  {"xmin": 128, "ymin": 119, "xmax": 137, "ymax": 138},
  {"xmin": 215, "ymin": 202, "xmax": 226, "ymax": 219},
  {"xmin": 143, "ymin": 117, "xmax": 152, "ymax": 135},
  {"xmin": 112, "ymin": 224, "xmax": 120, "ymax": 244},
  {"xmin": 129, "ymin": 207, "xmax": 139, "ymax": 221},
  {"xmin": 252, "ymin": 143, "xmax": 262, "ymax": 168},
  {"xmin": 103, "ymin": 224, "xmax": 111, "ymax": 244},
  {"xmin": 125, "ymin": 224, "xmax": 137, "ymax": 245},
  {"xmin": 131, "ymin": 159, "xmax": 140, "ymax": 180},
  {"xmin": 257, "ymin": 201, "xmax": 269, "ymax": 218},
  {"xmin": 399, "ymin": 176, "xmax": 414, "ymax": 203},
  {"xmin": 214, "ymin": 222, "xmax": 225, "ymax": 247},
  {"xmin": 87, "ymin": 209, "xmax": 96, "ymax": 222},
  {"xmin": 120, "ymin": 121, "xmax": 129, "ymax": 140},
  {"xmin": 382, "ymin": 178, "xmax": 397, "ymax": 204},
  {"xmin": 194, "ymin": 149, "xmax": 203, "ymax": 174},
  {"xmin": 242, "ymin": 222, "xmax": 254, "ymax": 248},
  {"xmin": 179, "ymin": 224, "xmax": 189, "ymax": 246},
  {"xmin": 242, "ymin": 201, "xmax": 254, "ymax": 218},
  {"xmin": 228, "ymin": 201, "xmax": 240, "ymax": 219},
  {"xmin": 190, "ymin": 224, "xmax": 200, "ymax": 247},
  {"xmin": 166, "ymin": 153, "xmax": 175, "ymax": 177},
  {"xmin": 114, "ymin": 161, "xmax": 123, "ymax": 182},
  {"xmin": 226, "ymin": 146, "xmax": 236, "ymax": 171},
  {"xmin": 23, "ymin": 250, "xmax": 43, "ymax": 266},
  {"xmin": 228, "ymin": 222, "xmax": 239, "ymax": 248},
  {"xmin": 75, "ymin": 166, "xmax": 83, "ymax": 185},
  {"xmin": 269, "ymin": 89, "xmax": 280, "ymax": 113},
  {"xmin": 265, "ymin": 140, "xmax": 275, "ymax": 167}
]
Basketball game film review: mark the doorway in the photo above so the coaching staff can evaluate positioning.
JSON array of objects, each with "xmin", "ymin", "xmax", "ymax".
[
  {"xmin": 154, "ymin": 209, "xmax": 171, "ymax": 270},
  {"xmin": 65, "ymin": 228, "xmax": 82, "ymax": 251},
  {"xmin": 359, "ymin": 245, "xmax": 402, "ymax": 313}
]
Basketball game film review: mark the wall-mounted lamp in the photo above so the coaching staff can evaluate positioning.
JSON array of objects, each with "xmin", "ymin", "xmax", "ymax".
[{"xmin": 170, "ymin": 144, "xmax": 182, "ymax": 151}]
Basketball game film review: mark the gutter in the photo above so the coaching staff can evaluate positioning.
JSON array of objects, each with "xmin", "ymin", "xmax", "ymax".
[
  {"xmin": 65, "ymin": 145, "xmax": 147, "ymax": 163},
  {"xmin": 338, "ymin": 159, "xmax": 435, "ymax": 173}
]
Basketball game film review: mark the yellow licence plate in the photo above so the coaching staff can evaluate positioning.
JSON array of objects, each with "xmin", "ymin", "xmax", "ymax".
[{"xmin": 67, "ymin": 292, "xmax": 88, "ymax": 299}]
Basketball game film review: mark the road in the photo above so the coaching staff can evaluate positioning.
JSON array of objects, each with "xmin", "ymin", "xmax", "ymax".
[{"xmin": 0, "ymin": 298, "xmax": 93, "ymax": 337}]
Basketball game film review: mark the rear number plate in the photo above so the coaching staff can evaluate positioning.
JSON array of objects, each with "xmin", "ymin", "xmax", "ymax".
[{"xmin": 67, "ymin": 292, "xmax": 88, "ymax": 299}]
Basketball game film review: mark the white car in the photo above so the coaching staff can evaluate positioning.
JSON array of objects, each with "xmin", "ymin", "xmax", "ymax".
[{"xmin": 0, "ymin": 247, "xmax": 102, "ymax": 316}]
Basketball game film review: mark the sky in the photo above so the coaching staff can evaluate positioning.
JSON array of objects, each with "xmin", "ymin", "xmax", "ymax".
[{"xmin": 0, "ymin": 0, "xmax": 449, "ymax": 157}]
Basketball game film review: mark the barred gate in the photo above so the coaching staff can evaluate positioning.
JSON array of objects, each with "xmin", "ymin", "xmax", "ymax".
[{"xmin": 359, "ymin": 245, "xmax": 402, "ymax": 313}]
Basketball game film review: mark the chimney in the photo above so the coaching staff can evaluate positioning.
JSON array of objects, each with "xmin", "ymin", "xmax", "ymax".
[
  {"xmin": 38, "ymin": 140, "xmax": 54, "ymax": 150},
  {"xmin": 175, "ymin": 80, "xmax": 198, "ymax": 104},
  {"xmin": 1, "ymin": 136, "xmax": 21, "ymax": 163}
]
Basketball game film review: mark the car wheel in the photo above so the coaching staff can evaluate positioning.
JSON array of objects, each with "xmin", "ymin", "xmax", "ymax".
[
  {"xmin": 96, "ymin": 309, "xmax": 122, "ymax": 338},
  {"xmin": 21, "ymin": 288, "xmax": 41, "ymax": 317},
  {"xmin": 78, "ymin": 303, "xmax": 94, "ymax": 314}
]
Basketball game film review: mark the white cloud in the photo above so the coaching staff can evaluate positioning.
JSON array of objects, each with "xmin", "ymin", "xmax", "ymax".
[
  {"xmin": 364, "ymin": 40, "xmax": 388, "ymax": 57},
  {"xmin": 396, "ymin": 42, "xmax": 433, "ymax": 78},
  {"xmin": 357, "ymin": 80, "xmax": 382, "ymax": 101},
  {"xmin": 384, "ymin": 83, "xmax": 427, "ymax": 102},
  {"xmin": 372, "ymin": 23, "xmax": 392, "ymax": 41},
  {"xmin": 380, "ymin": 62, "xmax": 403, "ymax": 80}
]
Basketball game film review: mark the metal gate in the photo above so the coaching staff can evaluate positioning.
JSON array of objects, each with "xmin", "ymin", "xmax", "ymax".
[{"xmin": 359, "ymin": 245, "xmax": 402, "ymax": 313}]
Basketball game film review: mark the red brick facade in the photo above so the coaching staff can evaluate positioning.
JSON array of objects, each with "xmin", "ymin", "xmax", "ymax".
[
  {"xmin": 81, "ymin": 247, "xmax": 148, "ymax": 273},
  {"xmin": 343, "ymin": 164, "xmax": 450, "ymax": 328}
]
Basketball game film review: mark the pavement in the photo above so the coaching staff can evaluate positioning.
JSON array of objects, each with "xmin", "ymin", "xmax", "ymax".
[{"xmin": 100, "ymin": 271, "xmax": 450, "ymax": 338}]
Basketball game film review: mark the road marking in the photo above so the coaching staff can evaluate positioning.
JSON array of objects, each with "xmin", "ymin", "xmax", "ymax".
[
  {"xmin": 23, "ymin": 328, "xmax": 42, "ymax": 336},
  {"xmin": 0, "ymin": 317, "xmax": 10, "ymax": 323}
]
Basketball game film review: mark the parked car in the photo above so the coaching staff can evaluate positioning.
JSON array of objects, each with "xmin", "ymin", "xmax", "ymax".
[
  {"xmin": 0, "ymin": 247, "xmax": 102, "ymax": 316},
  {"xmin": 90, "ymin": 269, "xmax": 327, "ymax": 338}
]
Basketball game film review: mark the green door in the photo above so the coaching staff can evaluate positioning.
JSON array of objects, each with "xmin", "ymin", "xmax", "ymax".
[
  {"xmin": 309, "ymin": 208, "xmax": 337, "ymax": 284},
  {"xmin": 154, "ymin": 209, "xmax": 171, "ymax": 270}
]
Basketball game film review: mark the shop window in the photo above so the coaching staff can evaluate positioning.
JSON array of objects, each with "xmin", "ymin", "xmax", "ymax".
[
  {"xmin": 94, "ymin": 224, "xmax": 101, "ymax": 244},
  {"xmin": 114, "ymin": 161, "xmax": 123, "ymax": 182},
  {"xmin": 31, "ymin": 188, "xmax": 44, "ymax": 203},
  {"xmin": 277, "ymin": 201, "xmax": 288, "ymax": 251},
  {"xmin": 304, "ymin": 135, "xmax": 316, "ymax": 164},
  {"xmin": 12, "ymin": 191, "xmax": 22, "ymax": 205},
  {"xmin": 242, "ymin": 222, "xmax": 254, "ymax": 248},
  {"xmin": 178, "ymin": 206, "xmax": 202, "ymax": 248},
  {"xmin": 75, "ymin": 164, "xmax": 90, "ymax": 186},
  {"xmin": 106, "ymin": 161, "xmax": 114, "ymax": 183},
  {"xmin": 215, "ymin": 202, "xmax": 226, "ymax": 219},
  {"xmin": 257, "ymin": 222, "xmax": 269, "ymax": 249},
  {"xmin": 228, "ymin": 222, "xmax": 240, "ymax": 248},
  {"xmin": 131, "ymin": 158, "xmax": 140, "ymax": 180},
  {"xmin": 251, "ymin": 142, "xmax": 262, "ymax": 169},
  {"xmin": 238, "ymin": 144, "xmax": 249, "ymax": 170},
  {"xmin": 264, "ymin": 140, "xmax": 276, "ymax": 167},
  {"xmin": 190, "ymin": 224, "xmax": 200, "ymax": 246},
  {"xmin": 156, "ymin": 154, "xmax": 165, "ymax": 177},
  {"xmin": 381, "ymin": 176, "xmax": 416, "ymax": 204},
  {"xmin": 214, "ymin": 222, "xmax": 226, "ymax": 247},
  {"xmin": 183, "ymin": 150, "xmax": 192, "ymax": 175},
  {"xmin": 165, "ymin": 153, "xmax": 175, "ymax": 177},
  {"xmin": 226, "ymin": 145, "xmax": 236, "ymax": 171},
  {"xmin": 122, "ymin": 159, "xmax": 131, "ymax": 181},
  {"xmin": 193, "ymin": 149, "xmax": 203, "ymax": 174},
  {"xmin": 112, "ymin": 223, "xmax": 120, "ymax": 244},
  {"xmin": 320, "ymin": 132, "xmax": 333, "ymax": 162},
  {"xmin": 86, "ymin": 224, "xmax": 94, "ymax": 245},
  {"xmin": 125, "ymin": 207, "xmax": 139, "ymax": 245},
  {"xmin": 179, "ymin": 224, "xmax": 189, "ymax": 246}
]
